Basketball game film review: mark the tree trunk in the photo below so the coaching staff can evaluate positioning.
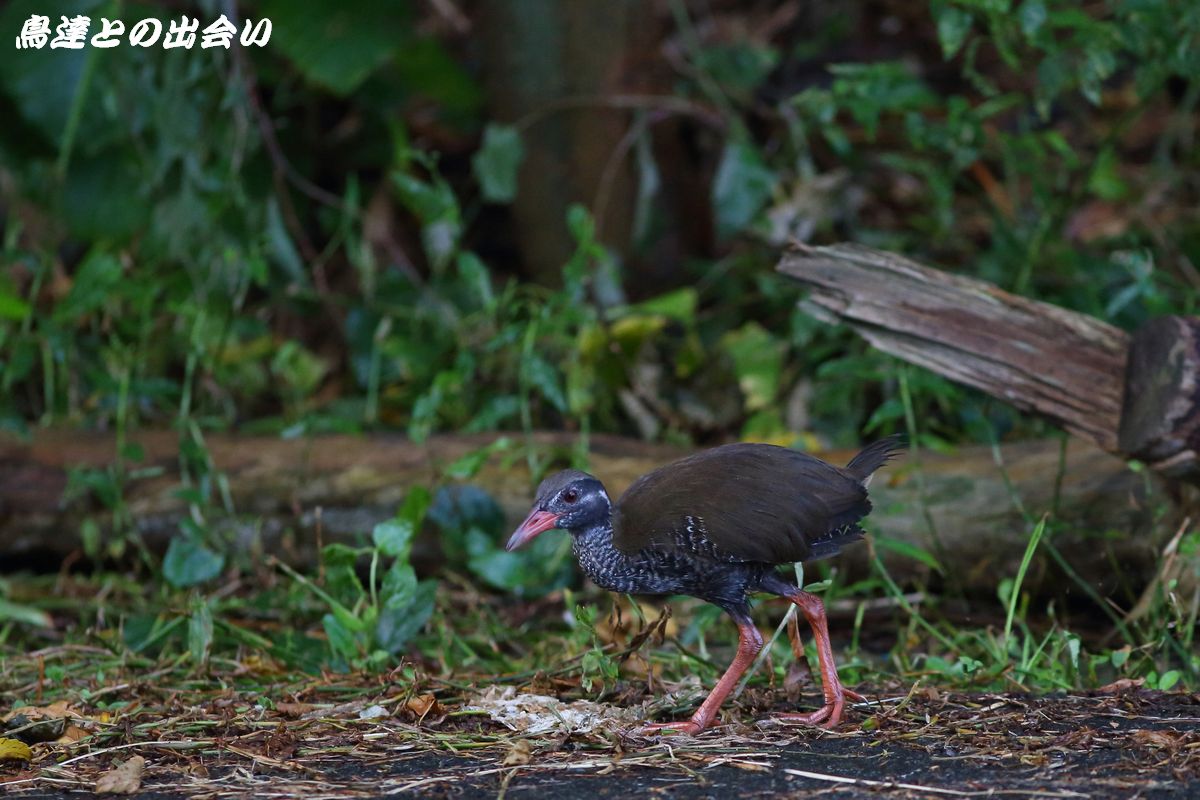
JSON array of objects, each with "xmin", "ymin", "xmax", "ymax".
[{"xmin": 479, "ymin": 0, "xmax": 640, "ymax": 284}]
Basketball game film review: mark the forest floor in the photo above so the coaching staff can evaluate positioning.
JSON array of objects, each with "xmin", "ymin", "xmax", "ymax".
[{"xmin": 4, "ymin": 681, "xmax": 1197, "ymax": 799}]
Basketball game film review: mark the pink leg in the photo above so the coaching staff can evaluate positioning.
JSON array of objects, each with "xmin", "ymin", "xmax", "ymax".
[
  {"xmin": 641, "ymin": 619, "xmax": 764, "ymax": 736},
  {"xmin": 775, "ymin": 591, "xmax": 864, "ymax": 729}
]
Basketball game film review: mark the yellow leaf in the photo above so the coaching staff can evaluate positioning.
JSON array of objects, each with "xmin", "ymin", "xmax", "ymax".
[{"xmin": 0, "ymin": 737, "xmax": 32, "ymax": 761}]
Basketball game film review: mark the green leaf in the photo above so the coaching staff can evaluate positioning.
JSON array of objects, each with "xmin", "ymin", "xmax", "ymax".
[
  {"xmin": 627, "ymin": 288, "xmax": 697, "ymax": 324},
  {"xmin": 465, "ymin": 527, "xmax": 573, "ymax": 597},
  {"xmin": 0, "ymin": 290, "xmax": 30, "ymax": 321},
  {"xmin": 54, "ymin": 252, "xmax": 123, "ymax": 324},
  {"xmin": 428, "ymin": 485, "xmax": 506, "ymax": 535},
  {"xmin": 472, "ymin": 124, "xmax": 524, "ymax": 203},
  {"xmin": 712, "ymin": 137, "xmax": 777, "ymax": 241},
  {"xmin": 1088, "ymin": 147, "xmax": 1128, "ymax": 201},
  {"xmin": 260, "ymin": 0, "xmax": 412, "ymax": 95},
  {"xmin": 1018, "ymin": 0, "xmax": 1047, "ymax": 37},
  {"xmin": 935, "ymin": 5, "xmax": 974, "ymax": 59},
  {"xmin": 162, "ymin": 537, "xmax": 225, "ymax": 588},
  {"xmin": 399, "ymin": 486, "xmax": 432, "ymax": 528},
  {"xmin": 720, "ymin": 322, "xmax": 784, "ymax": 411},
  {"xmin": 322, "ymin": 612, "xmax": 361, "ymax": 660},
  {"xmin": 456, "ymin": 252, "xmax": 495, "ymax": 309},
  {"xmin": 524, "ymin": 354, "xmax": 568, "ymax": 413},
  {"xmin": 1158, "ymin": 670, "xmax": 1181, "ymax": 691},
  {"xmin": 696, "ymin": 43, "xmax": 780, "ymax": 97},
  {"xmin": 380, "ymin": 562, "xmax": 417, "ymax": 608},
  {"xmin": 427, "ymin": 485, "xmax": 506, "ymax": 564},
  {"xmin": 444, "ymin": 437, "xmax": 512, "ymax": 481},
  {"xmin": 0, "ymin": 0, "xmax": 106, "ymax": 144},
  {"xmin": 188, "ymin": 603, "xmax": 214, "ymax": 665},
  {"xmin": 373, "ymin": 488, "xmax": 431, "ymax": 557},
  {"xmin": 373, "ymin": 520, "xmax": 415, "ymax": 559},
  {"xmin": 874, "ymin": 536, "xmax": 944, "ymax": 573},
  {"xmin": 0, "ymin": 597, "xmax": 53, "ymax": 628},
  {"xmin": 375, "ymin": 580, "xmax": 437, "ymax": 654}
]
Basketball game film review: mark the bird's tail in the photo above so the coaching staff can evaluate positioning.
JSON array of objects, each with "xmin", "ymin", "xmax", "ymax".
[{"xmin": 845, "ymin": 434, "xmax": 906, "ymax": 485}]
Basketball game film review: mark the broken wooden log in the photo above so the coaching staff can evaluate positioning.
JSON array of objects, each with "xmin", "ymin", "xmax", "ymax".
[
  {"xmin": 777, "ymin": 243, "xmax": 1200, "ymax": 482},
  {"xmin": 0, "ymin": 430, "xmax": 1170, "ymax": 597},
  {"xmin": 1119, "ymin": 316, "xmax": 1200, "ymax": 479}
]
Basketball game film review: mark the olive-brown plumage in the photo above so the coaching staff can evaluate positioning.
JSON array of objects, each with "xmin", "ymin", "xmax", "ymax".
[{"xmin": 507, "ymin": 436, "xmax": 903, "ymax": 734}]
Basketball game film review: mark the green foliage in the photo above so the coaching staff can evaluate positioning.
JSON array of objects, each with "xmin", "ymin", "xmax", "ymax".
[
  {"xmin": 162, "ymin": 535, "xmax": 225, "ymax": 589},
  {"xmin": 472, "ymin": 124, "xmax": 525, "ymax": 203},
  {"xmin": 427, "ymin": 482, "xmax": 575, "ymax": 597},
  {"xmin": 281, "ymin": 491, "xmax": 438, "ymax": 668}
]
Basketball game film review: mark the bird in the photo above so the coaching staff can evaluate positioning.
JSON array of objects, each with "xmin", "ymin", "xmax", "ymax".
[{"xmin": 505, "ymin": 436, "xmax": 903, "ymax": 735}]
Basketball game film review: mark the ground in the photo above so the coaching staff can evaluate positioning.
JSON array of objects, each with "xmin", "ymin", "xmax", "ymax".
[{"xmin": 4, "ymin": 685, "xmax": 1197, "ymax": 798}]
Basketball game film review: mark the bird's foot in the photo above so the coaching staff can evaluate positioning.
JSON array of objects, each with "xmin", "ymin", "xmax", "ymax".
[
  {"xmin": 638, "ymin": 719, "xmax": 706, "ymax": 736},
  {"xmin": 774, "ymin": 687, "xmax": 866, "ymax": 729}
]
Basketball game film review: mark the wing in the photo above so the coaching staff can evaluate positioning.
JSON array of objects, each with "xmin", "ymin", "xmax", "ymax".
[{"xmin": 611, "ymin": 443, "xmax": 877, "ymax": 565}]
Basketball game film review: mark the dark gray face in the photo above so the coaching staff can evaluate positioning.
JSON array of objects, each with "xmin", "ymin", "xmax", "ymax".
[
  {"xmin": 507, "ymin": 469, "xmax": 613, "ymax": 552},
  {"xmin": 535, "ymin": 470, "xmax": 611, "ymax": 532}
]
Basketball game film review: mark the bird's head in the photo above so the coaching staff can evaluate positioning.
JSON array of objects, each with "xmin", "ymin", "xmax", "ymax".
[{"xmin": 505, "ymin": 469, "xmax": 611, "ymax": 551}]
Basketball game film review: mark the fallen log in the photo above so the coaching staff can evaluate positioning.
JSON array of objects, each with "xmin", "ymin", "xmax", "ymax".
[
  {"xmin": 0, "ymin": 430, "xmax": 1169, "ymax": 597},
  {"xmin": 777, "ymin": 243, "xmax": 1200, "ymax": 481}
]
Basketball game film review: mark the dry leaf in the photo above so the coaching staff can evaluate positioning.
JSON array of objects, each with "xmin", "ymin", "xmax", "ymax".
[
  {"xmin": 274, "ymin": 702, "xmax": 315, "ymax": 718},
  {"xmin": 1095, "ymin": 678, "xmax": 1145, "ymax": 695},
  {"xmin": 95, "ymin": 755, "xmax": 145, "ymax": 795},
  {"xmin": 783, "ymin": 660, "xmax": 810, "ymax": 703},
  {"xmin": 404, "ymin": 694, "xmax": 440, "ymax": 720},
  {"xmin": 0, "ymin": 737, "xmax": 32, "ymax": 762},
  {"xmin": 1130, "ymin": 729, "xmax": 1182, "ymax": 750},
  {"xmin": 503, "ymin": 739, "xmax": 533, "ymax": 766},
  {"xmin": 57, "ymin": 724, "xmax": 90, "ymax": 744}
]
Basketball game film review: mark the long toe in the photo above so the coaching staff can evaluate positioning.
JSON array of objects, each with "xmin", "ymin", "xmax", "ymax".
[
  {"xmin": 775, "ymin": 698, "xmax": 841, "ymax": 728},
  {"xmin": 844, "ymin": 687, "xmax": 868, "ymax": 703},
  {"xmin": 638, "ymin": 719, "xmax": 706, "ymax": 736}
]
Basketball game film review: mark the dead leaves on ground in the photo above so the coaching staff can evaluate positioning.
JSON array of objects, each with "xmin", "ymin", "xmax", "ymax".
[{"xmin": 94, "ymin": 756, "xmax": 144, "ymax": 795}]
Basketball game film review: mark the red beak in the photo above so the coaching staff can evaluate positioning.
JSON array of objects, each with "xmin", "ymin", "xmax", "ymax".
[{"xmin": 506, "ymin": 509, "xmax": 560, "ymax": 551}]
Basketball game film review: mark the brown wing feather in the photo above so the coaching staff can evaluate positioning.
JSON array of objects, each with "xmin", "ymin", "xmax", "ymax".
[{"xmin": 612, "ymin": 443, "xmax": 882, "ymax": 564}]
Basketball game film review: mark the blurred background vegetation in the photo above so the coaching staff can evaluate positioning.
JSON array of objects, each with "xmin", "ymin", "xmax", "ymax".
[
  {"xmin": 0, "ymin": 0, "xmax": 1198, "ymax": 690},
  {"xmin": 3, "ymin": 0, "xmax": 1195, "ymax": 449}
]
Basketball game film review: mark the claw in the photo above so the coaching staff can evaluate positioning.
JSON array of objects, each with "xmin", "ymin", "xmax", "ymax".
[{"xmin": 776, "ymin": 697, "xmax": 842, "ymax": 729}]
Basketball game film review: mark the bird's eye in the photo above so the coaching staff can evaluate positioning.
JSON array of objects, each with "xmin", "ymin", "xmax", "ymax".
[{"xmin": 563, "ymin": 488, "xmax": 579, "ymax": 504}]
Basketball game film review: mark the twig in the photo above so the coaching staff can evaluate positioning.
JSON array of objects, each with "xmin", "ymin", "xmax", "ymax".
[{"xmin": 783, "ymin": 768, "xmax": 1090, "ymax": 797}]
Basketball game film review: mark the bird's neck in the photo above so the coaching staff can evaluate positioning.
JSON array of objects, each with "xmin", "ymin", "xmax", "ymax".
[{"xmin": 570, "ymin": 517, "xmax": 634, "ymax": 592}]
